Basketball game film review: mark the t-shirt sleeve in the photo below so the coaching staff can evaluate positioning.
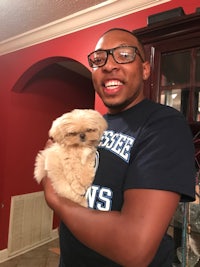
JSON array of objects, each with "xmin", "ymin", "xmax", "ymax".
[{"xmin": 124, "ymin": 111, "xmax": 196, "ymax": 202}]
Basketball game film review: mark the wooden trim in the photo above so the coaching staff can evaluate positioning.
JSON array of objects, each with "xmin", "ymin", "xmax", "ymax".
[
  {"xmin": 133, "ymin": 12, "xmax": 200, "ymax": 44},
  {"xmin": 0, "ymin": 0, "xmax": 170, "ymax": 56}
]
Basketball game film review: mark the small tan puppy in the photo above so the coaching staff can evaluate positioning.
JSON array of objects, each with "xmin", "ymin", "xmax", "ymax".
[{"xmin": 34, "ymin": 109, "xmax": 107, "ymax": 207}]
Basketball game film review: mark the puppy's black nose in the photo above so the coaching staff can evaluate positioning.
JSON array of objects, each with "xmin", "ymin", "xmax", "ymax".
[{"xmin": 80, "ymin": 133, "xmax": 86, "ymax": 141}]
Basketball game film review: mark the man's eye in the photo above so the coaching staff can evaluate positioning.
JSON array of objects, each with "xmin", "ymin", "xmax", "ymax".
[
  {"xmin": 119, "ymin": 52, "xmax": 131, "ymax": 59},
  {"xmin": 93, "ymin": 57, "xmax": 104, "ymax": 65}
]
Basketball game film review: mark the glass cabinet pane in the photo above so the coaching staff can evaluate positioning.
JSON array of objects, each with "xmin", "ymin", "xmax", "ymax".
[
  {"xmin": 194, "ymin": 88, "xmax": 200, "ymax": 121},
  {"xmin": 173, "ymin": 202, "xmax": 200, "ymax": 266},
  {"xmin": 196, "ymin": 48, "xmax": 200, "ymax": 84},
  {"xmin": 161, "ymin": 50, "xmax": 191, "ymax": 86},
  {"xmin": 194, "ymin": 48, "xmax": 200, "ymax": 121},
  {"xmin": 160, "ymin": 88, "xmax": 189, "ymax": 117}
]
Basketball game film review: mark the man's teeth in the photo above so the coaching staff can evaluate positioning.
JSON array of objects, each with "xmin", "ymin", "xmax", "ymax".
[{"xmin": 105, "ymin": 81, "xmax": 122, "ymax": 88}]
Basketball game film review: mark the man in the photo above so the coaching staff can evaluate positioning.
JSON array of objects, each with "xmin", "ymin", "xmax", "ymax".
[{"xmin": 42, "ymin": 28, "xmax": 195, "ymax": 266}]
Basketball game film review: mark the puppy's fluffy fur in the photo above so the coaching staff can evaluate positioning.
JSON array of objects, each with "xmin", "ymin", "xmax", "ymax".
[{"xmin": 34, "ymin": 109, "xmax": 107, "ymax": 207}]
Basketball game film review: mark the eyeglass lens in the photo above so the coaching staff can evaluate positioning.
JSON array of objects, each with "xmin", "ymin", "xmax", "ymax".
[{"xmin": 88, "ymin": 46, "xmax": 137, "ymax": 67}]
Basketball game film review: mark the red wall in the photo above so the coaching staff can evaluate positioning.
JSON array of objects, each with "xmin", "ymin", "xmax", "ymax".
[{"xmin": 0, "ymin": 0, "xmax": 199, "ymax": 250}]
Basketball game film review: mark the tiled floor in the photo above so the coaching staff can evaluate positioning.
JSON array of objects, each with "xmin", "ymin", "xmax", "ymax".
[{"xmin": 0, "ymin": 239, "xmax": 60, "ymax": 267}]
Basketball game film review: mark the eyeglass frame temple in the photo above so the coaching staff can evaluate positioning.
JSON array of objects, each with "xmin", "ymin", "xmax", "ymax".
[{"xmin": 135, "ymin": 48, "xmax": 145, "ymax": 63}]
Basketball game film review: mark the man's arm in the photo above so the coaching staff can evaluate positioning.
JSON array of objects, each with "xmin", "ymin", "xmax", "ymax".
[{"xmin": 43, "ymin": 177, "xmax": 180, "ymax": 267}]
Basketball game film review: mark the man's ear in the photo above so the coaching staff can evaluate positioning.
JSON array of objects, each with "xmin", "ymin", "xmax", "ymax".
[{"xmin": 142, "ymin": 61, "xmax": 150, "ymax": 81}]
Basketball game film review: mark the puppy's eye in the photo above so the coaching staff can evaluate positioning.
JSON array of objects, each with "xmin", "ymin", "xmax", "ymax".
[
  {"xmin": 86, "ymin": 128, "xmax": 96, "ymax": 133},
  {"xmin": 65, "ymin": 132, "xmax": 77, "ymax": 137}
]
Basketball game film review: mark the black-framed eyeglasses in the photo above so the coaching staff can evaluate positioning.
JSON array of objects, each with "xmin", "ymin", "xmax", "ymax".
[{"xmin": 87, "ymin": 45, "xmax": 145, "ymax": 68}]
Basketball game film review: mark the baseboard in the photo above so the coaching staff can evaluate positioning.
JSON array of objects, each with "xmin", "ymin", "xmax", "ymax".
[
  {"xmin": 51, "ymin": 228, "xmax": 59, "ymax": 239},
  {"xmin": 0, "ymin": 228, "xmax": 59, "ymax": 263},
  {"xmin": 0, "ymin": 249, "xmax": 9, "ymax": 263}
]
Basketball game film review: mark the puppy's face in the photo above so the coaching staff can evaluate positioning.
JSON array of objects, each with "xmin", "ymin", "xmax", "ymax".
[{"xmin": 49, "ymin": 109, "xmax": 107, "ymax": 148}]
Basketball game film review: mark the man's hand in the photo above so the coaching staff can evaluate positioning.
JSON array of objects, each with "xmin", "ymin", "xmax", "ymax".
[
  {"xmin": 42, "ymin": 176, "xmax": 79, "ymax": 213},
  {"xmin": 42, "ymin": 177, "xmax": 59, "ymax": 210}
]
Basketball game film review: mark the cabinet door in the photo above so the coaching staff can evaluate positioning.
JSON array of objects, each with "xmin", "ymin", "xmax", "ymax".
[
  {"xmin": 159, "ymin": 47, "xmax": 200, "ymax": 122},
  {"xmin": 134, "ymin": 13, "xmax": 200, "ymax": 128}
]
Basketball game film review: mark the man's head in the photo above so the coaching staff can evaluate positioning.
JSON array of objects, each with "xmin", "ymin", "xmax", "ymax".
[{"xmin": 88, "ymin": 28, "xmax": 150, "ymax": 114}]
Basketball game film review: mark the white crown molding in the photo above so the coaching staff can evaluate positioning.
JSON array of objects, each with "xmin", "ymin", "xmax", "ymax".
[{"xmin": 0, "ymin": 0, "xmax": 170, "ymax": 56}]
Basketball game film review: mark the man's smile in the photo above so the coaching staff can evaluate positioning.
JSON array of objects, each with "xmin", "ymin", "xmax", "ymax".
[
  {"xmin": 104, "ymin": 80, "xmax": 123, "ymax": 89},
  {"xmin": 103, "ymin": 79, "xmax": 123, "ymax": 94}
]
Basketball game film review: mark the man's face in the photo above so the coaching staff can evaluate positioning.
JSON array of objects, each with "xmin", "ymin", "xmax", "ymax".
[{"xmin": 91, "ymin": 30, "xmax": 150, "ymax": 114}]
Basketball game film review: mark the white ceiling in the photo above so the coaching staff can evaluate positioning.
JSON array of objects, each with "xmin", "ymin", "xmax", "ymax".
[
  {"xmin": 0, "ymin": 0, "xmax": 171, "ymax": 55},
  {"xmin": 0, "ymin": 0, "xmax": 107, "ymax": 42}
]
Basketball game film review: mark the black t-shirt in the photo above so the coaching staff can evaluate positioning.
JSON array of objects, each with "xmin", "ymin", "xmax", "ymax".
[{"xmin": 59, "ymin": 99, "xmax": 195, "ymax": 267}]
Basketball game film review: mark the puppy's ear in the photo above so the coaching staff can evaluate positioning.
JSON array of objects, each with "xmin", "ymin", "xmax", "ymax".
[
  {"xmin": 49, "ymin": 117, "xmax": 63, "ymax": 143},
  {"xmin": 96, "ymin": 114, "xmax": 108, "ymax": 135},
  {"xmin": 100, "ymin": 117, "xmax": 108, "ymax": 133}
]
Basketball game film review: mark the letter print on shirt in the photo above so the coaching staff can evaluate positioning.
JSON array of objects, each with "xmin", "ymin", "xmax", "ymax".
[
  {"xmin": 86, "ymin": 186, "xmax": 113, "ymax": 211},
  {"xmin": 98, "ymin": 130, "xmax": 135, "ymax": 163}
]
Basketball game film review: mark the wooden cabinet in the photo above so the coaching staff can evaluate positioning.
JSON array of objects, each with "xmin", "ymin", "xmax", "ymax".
[
  {"xmin": 133, "ymin": 11, "xmax": 200, "ymax": 134},
  {"xmin": 133, "ymin": 11, "xmax": 200, "ymax": 266}
]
